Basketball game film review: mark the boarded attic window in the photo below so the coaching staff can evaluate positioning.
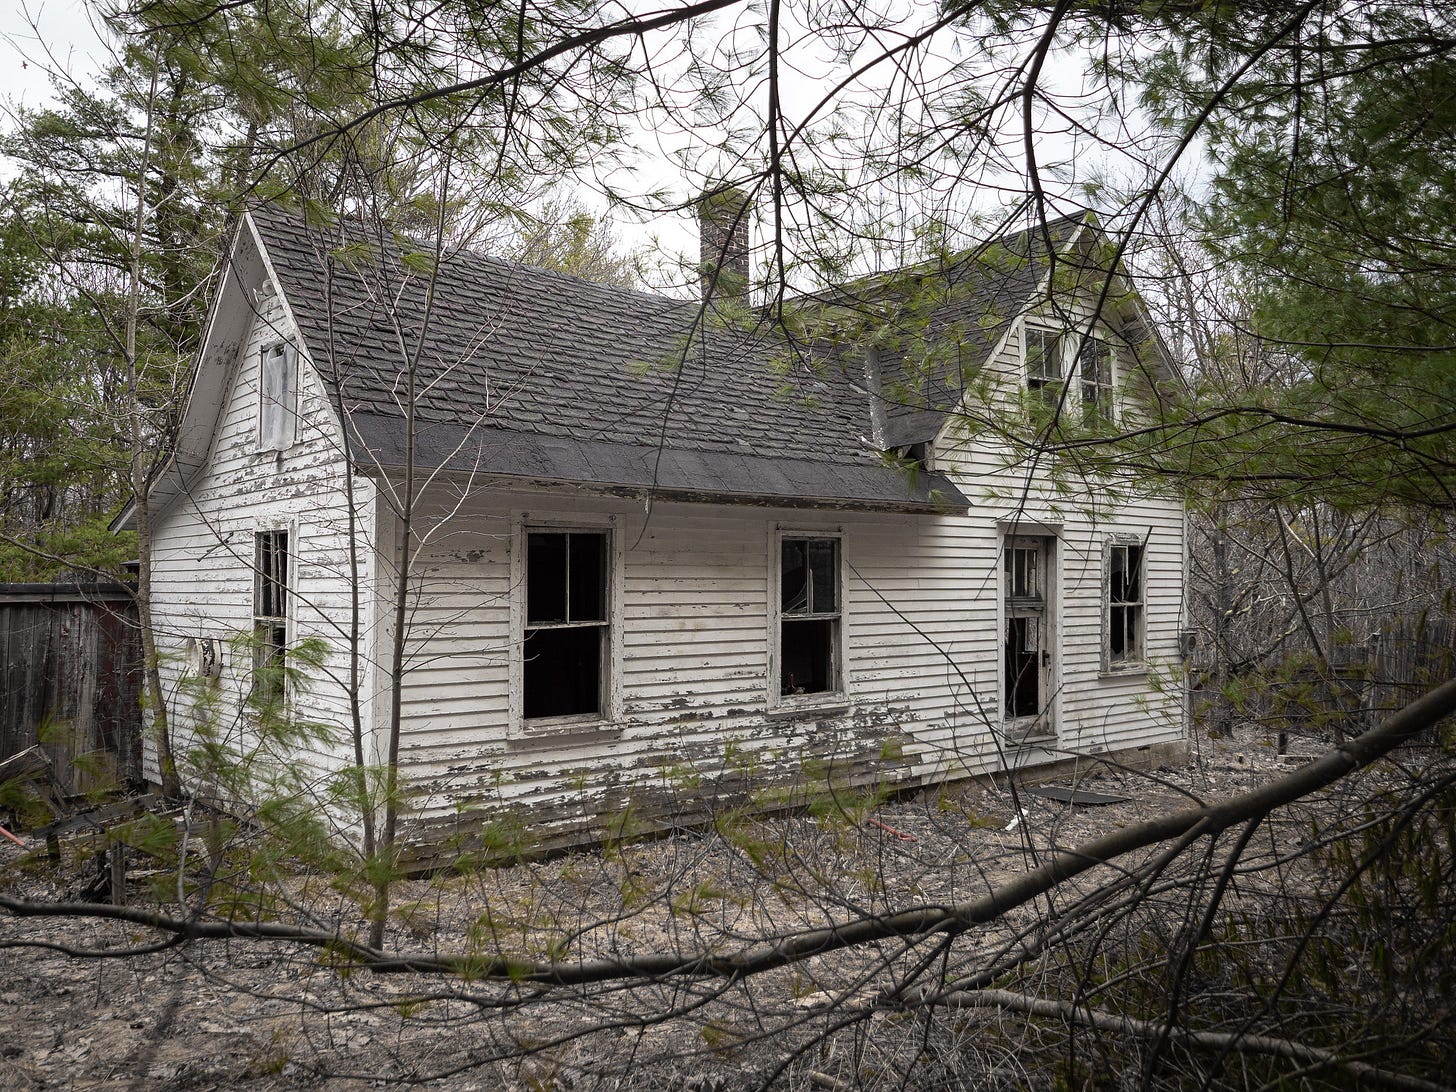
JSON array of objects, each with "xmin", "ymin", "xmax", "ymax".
[
  {"xmin": 524, "ymin": 531, "xmax": 608, "ymax": 719},
  {"xmin": 779, "ymin": 536, "xmax": 841, "ymax": 697},
  {"xmin": 259, "ymin": 343, "xmax": 297, "ymax": 451}
]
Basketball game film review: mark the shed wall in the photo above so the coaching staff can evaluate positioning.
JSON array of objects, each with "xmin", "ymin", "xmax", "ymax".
[{"xmin": 0, "ymin": 586, "xmax": 141, "ymax": 794}]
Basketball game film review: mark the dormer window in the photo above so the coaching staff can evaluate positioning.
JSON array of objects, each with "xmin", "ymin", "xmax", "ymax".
[
  {"xmin": 1024, "ymin": 327, "xmax": 1064, "ymax": 407},
  {"xmin": 259, "ymin": 342, "xmax": 297, "ymax": 451},
  {"xmin": 1079, "ymin": 336, "xmax": 1115, "ymax": 424},
  {"xmin": 1025, "ymin": 324, "xmax": 1117, "ymax": 423}
]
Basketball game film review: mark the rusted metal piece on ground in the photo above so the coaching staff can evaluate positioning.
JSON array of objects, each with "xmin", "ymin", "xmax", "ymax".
[{"xmin": 865, "ymin": 816, "xmax": 917, "ymax": 841}]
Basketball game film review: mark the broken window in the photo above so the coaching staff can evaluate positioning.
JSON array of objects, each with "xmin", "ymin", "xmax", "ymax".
[
  {"xmin": 1107, "ymin": 539, "xmax": 1146, "ymax": 667},
  {"xmin": 1079, "ymin": 336, "xmax": 1114, "ymax": 424},
  {"xmin": 258, "ymin": 342, "xmax": 297, "ymax": 451},
  {"xmin": 1024, "ymin": 327, "xmax": 1064, "ymax": 408},
  {"xmin": 779, "ymin": 537, "xmax": 841, "ymax": 697},
  {"xmin": 1004, "ymin": 535, "xmax": 1054, "ymax": 733},
  {"xmin": 524, "ymin": 531, "xmax": 608, "ymax": 719},
  {"xmin": 253, "ymin": 529, "xmax": 289, "ymax": 701}
]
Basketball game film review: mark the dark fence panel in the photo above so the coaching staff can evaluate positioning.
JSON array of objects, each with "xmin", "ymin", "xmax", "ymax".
[
  {"xmin": 0, "ymin": 583, "xmax": 142, "ymax": 795},
  {"xmin": 1194, "ymin": 612, "xmax": 1456, "ymax": 741},
  {"xmin": 1369, "ymin": 615, "xmax": 1456, "ymax": 720}
]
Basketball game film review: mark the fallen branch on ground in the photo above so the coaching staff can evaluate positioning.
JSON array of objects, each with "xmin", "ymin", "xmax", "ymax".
[{"xmin": 2, "ymin": 678, "xmax": 1454, "ymax": 986}]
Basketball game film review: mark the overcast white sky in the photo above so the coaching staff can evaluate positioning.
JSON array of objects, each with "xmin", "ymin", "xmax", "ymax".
[
  {"xmin": 0, "ymin": 1, "xmax": 1137, "ymax": 278},
  {"xmin": 0, "ymin": 1, "xmax": 104, "ymax": 109}
]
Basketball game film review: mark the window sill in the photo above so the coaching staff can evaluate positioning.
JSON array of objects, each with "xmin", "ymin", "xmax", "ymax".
[
  {"xmin": 1099, "ymin": 662, "xmax": 1149, "ymax": 679},
  {"xmin": 508, "ymin": 717, "xmax": 622, "ymax": 748},
  {"xmin": 765, "ymin": 698, "xmax": 850, "ymax": 722}
]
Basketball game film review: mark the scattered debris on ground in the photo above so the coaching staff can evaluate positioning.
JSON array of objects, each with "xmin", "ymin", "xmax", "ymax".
[{"xmin": 0, "ymin": 722, "xmax": 1425, "ymax": 1089}]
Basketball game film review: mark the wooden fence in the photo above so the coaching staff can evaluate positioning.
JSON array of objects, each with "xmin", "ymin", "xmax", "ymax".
[
  {"xmin": 1366, "ymin": 614, "xmax": 1456, "ymax": 719},
  {"xmin": 0, "ymin": 583, "xmax": 142, "ymax": 795},
  {"xmin": 1196, "ymin": 612, "xmax": 1456, "ymax": 740}
]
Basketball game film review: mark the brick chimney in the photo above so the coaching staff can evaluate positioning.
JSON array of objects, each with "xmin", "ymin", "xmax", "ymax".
[{"xmin": 697, "ymin": 188, "xmax": 751, "ymax": 307}]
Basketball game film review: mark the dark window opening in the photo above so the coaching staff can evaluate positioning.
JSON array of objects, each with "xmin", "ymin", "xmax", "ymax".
[
  {"xmin": 1004, "ymin": 616, "xmax": 1040, "ymax": 719},
  {"xmin": 254, "ymin": 530, "xmax": 288, "ymax": 700},
  {"xmin": 524, "ymin": 626, "xmax": 602, "ymax": 719},
  {"xmin": 525, "ymin": 531, "xmax": 608, "ymax": 719},
  {"xmin": 1108, "ymin": 542, "xmax": 1145, "ymax": 663},
  {"xmin": 781, "ymin": 618, "xmax": 834, "ymax": 695},
  {"xmin": 780, "ymin": 537, "xmax": 840, "ymax": 696}
]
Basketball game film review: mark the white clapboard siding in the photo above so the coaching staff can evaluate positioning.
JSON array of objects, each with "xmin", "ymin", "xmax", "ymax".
[
  {"xmin": 147, "ymin": 220, "xmax": 1187, "ymax": 845},
  {"xmin": 380, "ymin": 459, "xmax": 1186, "ymax": 826},
  {"xmin": 147, "ymin": 240, "xmax": 377, "ymax": 827}
]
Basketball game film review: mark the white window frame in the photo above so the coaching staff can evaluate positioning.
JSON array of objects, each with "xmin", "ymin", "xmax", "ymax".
[
  {"xmin": 1078, "ymin": 334, "xmax": 1116, "ymax": 425},
  {"xmin": 252, "ymin": 527, "xmax": 291, "ymax": 702},
  {"xmin": 1023, "ymin": 324, "xmax": 1065, "ymax": 408},
  {"xmin": 1024, "ymin": 321, "xmax": 1120, "ymax": 424},
  {"xmin": 258, "ymin": 342, "xmax": 298, "ymax": 452},
  {"xmin": 770, "ymin": 528, "xmax": 846, "ymax": 710},
  {"xmin": 1103, "ymin": 532, "xmax": 1149, "ymax": 674},
  {"xmin": 509, "ymin": 517, "xmax": 621, "ymax": 739}
]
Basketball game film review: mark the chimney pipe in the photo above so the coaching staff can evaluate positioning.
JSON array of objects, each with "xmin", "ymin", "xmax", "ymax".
[{"xmin": 697, "ymin": 188, "xmax": 751, "ymax": 308}]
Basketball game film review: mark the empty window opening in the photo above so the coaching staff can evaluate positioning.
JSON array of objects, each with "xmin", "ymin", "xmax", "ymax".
[
  {"xmin": 780, "ymin": 537, "xmax": 840, "ymax": 696},
  {"xmin": 1005, "ymin": 615, "xmax": 1040, "ymax": 719},
  {"xmin": 1003, "ymin": 536, "xmax": 1053, "ymax": 729},
  {"xmin": 1108, "ymin": 542, "xmax": 1145, "ymax": 664},
  {"xmin": 254, "ymin": 530, "xmax": 288, "ymax": 700},
  {"xmin": 524, "ymin": 531, "xmax": 608, "ymax": 719}
]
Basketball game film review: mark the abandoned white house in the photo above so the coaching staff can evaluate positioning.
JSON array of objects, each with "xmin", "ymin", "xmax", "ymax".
[{"xmin": 130, "ymin": 201, "xmax": 1189, "ymax": 845}]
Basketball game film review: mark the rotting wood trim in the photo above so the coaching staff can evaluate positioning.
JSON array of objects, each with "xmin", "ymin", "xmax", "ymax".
[
  {"xmin": 762, "ymin": 703, "xmax": 853, "ymax": 722},
  {"xmin": 506, "ymin": 723, "xmax": 625, "ymax": 751},
  {"xmin": 347, "ymin": 466, "xmax": 969, "ymax": 515},
  {"xmin": 0, "ymin": 583, "xmax": 136, "ymax": 604}
]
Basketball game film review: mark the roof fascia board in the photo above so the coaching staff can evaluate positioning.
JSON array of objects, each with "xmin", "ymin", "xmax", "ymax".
[
  {"xmin": 354, "ymin": 463, "xmax": 968, "ymax": 513},
  {"xmin": 171, "ymin": 219, "xmax": 257, "ymax": 478},
  {"xmin": 114, "ymin": 219, "xmax": 258, "ymax": 534}
]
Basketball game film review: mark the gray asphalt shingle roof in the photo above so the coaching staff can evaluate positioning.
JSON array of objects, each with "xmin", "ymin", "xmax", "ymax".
[
  {"xmin": 823, "ymin": 214, "xmax": 1086, "ymax": 447},
  {"xmin": 249, "ymin": 205, "xmax": 1083, "ymax": 510}
]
